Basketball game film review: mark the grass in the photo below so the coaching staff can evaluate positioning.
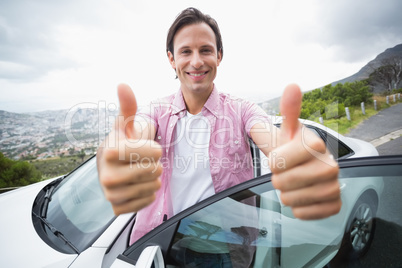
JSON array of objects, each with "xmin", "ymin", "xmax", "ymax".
[
  {"xmin": 310, "ymin": 95, "xmax": 400, "ymax": 135},
  {"xmin": 323, "ymin": 107, "xmax": 379, "ymax": 135}
]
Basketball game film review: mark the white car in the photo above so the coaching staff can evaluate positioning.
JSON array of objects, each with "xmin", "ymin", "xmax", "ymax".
[{"xmin": 1, "ymin": 128, "xmax": 397, "ymax": 268}]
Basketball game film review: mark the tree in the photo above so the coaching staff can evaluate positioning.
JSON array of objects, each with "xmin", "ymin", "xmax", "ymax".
[
  {"xmin": 78, "ymin": 149, "xmax": 86, "ymax": 162},
  {"xmin": 368, "ymin": 56, "xmax": 402, "ymax": 92},
  {"xmin": 68, "ymin": 147, "xmax": 76, "ymax": 156},
  {"xmin": 300, "ymin": 81, "xmax": 372, "ymax": 119},
  {"xmin": 0, "ymin": 153, "xmax": 42, "ymax": 188}
]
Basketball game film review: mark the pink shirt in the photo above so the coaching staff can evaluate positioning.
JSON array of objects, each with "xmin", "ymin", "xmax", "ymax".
[{"xmin": 130, "ymin": 86, "xmax": 271, "ymax": 244}]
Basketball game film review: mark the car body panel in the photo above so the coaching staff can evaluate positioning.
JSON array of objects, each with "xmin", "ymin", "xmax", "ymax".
[
  {"xmin": 69, "ymin": 247, "xmax": 107, "ymax": 267},
  {"xmin": 0, "ymin": 178, "xmax": 78, "ymax": 267},
  {"xmin": 344, "ymin": 137, "xmax": 379, "ymax": 157},
  {"xmin": 92, "ymin": 213, "xmax": 133, "ymax": 248}
]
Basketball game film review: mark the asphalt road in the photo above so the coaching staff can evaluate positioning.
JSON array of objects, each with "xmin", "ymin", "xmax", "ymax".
[
  {"xmin": 376, "ymin": 136, "xmax": 402, "ymax": 156},
  {"xmin": 345, "ymin": 103, "xmax": 402, "ymax": 156}
]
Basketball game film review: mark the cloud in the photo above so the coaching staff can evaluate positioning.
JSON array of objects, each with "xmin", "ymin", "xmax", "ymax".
[
  {"xmin": 0, "ymin": 0, "xmax": 102, "ymax": 82},
  {"xmin": 1, "ymin": 0, "xmax": 401, "ymax": 113},
  {"xmin": 294, "ymin": 0, "xmax": 402, "ymax": 62}
]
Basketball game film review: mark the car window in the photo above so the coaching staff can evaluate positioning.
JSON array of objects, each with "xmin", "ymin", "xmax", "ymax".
[
  {"xmin": 167, "ymin": 181, "xmax": 345, "ymax": 267},
  {"xmin": 40, "ymin": 156, "xmax": 115, "ymax": 252},
  {"xmin": 307, "ymin": 126, "xmax": 353, "ymax": 159},
  {"xmin": 327, "ymin": 133, "xmax": 353, "ymax": 158},
  {"xmin": 144, "ymin": 157, "xmax": 401, "ymax": 268},
  {"xmin": 274, "ymin": 123, "xmax": 354, "ymax": 160}
]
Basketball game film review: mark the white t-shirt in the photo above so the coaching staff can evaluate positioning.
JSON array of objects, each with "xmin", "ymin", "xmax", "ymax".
[{"xmin": 170, "ymin": 111, "xmax": 215, "ymax": 215}]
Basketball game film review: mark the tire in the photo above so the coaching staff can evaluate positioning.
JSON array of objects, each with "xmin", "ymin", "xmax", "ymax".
[{"xmin": 335, "ymin": 193, "xmax": 377, "ymax": 260}]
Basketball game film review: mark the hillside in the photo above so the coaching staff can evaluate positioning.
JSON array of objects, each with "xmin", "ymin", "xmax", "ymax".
[
  {"xmin": 0, "ymin": 108, "xmax": 117, "ymax": 160},
  {"xmin": 331, "ymin": 44, "xmax": 402, "ymax": 90}
]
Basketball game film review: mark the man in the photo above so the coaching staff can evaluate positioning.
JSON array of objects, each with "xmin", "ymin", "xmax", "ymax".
[{"xmin": 97, "ymin": 7, "xmax": 341, "ymax": 245}]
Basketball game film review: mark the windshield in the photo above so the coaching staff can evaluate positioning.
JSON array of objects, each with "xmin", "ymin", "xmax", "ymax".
[{"xmin": 45, "ymin": 156, "xmax": 115, "ymax": 252}]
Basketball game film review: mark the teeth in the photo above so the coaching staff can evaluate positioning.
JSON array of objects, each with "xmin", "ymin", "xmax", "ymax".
[{"xmin": 190, "ymin": 72, "xmax": 206, "ymax": 76}]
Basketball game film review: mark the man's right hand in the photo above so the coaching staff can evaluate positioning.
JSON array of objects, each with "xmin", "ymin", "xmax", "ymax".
[{"xmin": 97, "ymin": 84, "xmax": 162, "ymax": 215}]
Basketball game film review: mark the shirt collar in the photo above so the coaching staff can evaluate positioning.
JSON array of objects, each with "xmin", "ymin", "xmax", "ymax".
[
  {"xmin": 203, "ymin": 85, "xmax": 219, "ymax": 117},
  {"xmin": 171, "ymin": 85, "xmax": 220, "ymax": 117},
  {"xmin": 171, "ymin": 90, "xmax": 187, "ymax": 115}
]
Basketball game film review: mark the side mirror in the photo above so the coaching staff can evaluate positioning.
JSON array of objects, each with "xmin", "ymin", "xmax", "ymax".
[{"xmin": 111, "ymin": 246, "xmax": 164, "ymax": 268}]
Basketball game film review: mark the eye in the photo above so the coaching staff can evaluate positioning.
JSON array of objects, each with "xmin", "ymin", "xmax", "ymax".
[
  {"xmin": 201, "ymin": 48, "xmax": 212, "ymax": 54},
  {"xmin": 181, "ymin": 49, "xmax": 191, "ymax": 54}
]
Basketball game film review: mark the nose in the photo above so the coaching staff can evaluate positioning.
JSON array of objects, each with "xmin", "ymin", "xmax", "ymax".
[{"xmin": 190, "ymin": 52, "xmax": 203, "ymax": 69}]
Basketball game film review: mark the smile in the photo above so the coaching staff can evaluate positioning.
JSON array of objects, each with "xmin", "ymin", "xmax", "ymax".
[{"xmin": 187, "ymin": 72, "xmax": 208, "ymax": 76}]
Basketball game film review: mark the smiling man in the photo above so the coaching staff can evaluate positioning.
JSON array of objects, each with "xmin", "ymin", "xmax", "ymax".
[
  {"xmin": 167, "ymin": 21, "xmax": 221, "ymax": 115},
  {"xmin": 97, "ymin": 7, "xmax": 341, "ymax": 249}
]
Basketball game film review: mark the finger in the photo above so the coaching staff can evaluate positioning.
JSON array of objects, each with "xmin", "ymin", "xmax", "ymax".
[
  {"xmin": 112, "ymin": 193, "xmax": 158, "ymax": 215},
  {"xmin": 269, "ymin": 129, "xmax": 327, "ymax": 173},
  {"xmin": 117, "ymin": 83, "xmax": 137, "ymax": 139},
  {"xmin": 271, "ymin": 155, "xmax": 338, "ymax": 191},
  {"xmin": 291, "ymin": 199, "xmax": 342, "ymax": 220},
  {"xmin": 100, "ymin": 160, "xmax": 162, "ymax": 188},
  {"xmin": 280, "ymin": 84, "xmax": 302, "ymax": 141},
  {"xmin": 279, "ymin": 179, "xmax": 341, "ymax": 208},
  {"xmin": 104, "ymin": 179, "xmax": 161, "ymax": 207},
  {"xmin": 102, "ymin": 139, "xmax": 162, "ymax": 163}
]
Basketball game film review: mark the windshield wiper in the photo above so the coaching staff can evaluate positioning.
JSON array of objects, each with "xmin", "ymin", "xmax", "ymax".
[
  {"xmin": 32, "ymin": 211, "xmax": 79, "ymax": 254},
  {"xmin": 40, "ymin": 177, "xmax": 63, "ymax": 218}
]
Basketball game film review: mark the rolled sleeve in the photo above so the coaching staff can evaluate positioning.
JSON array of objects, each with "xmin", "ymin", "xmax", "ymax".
[{"xmin": 243, "ymin": 101, "xmax": 272, "ymax": 138}]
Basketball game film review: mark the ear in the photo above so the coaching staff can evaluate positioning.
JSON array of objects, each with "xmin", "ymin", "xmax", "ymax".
[
  {"xmin": 167, "ymin": 51, "xmax": 176, "ymax": 69},
  {"xmin": 217, "ymin": 49, "xmax": 222, "ymax": 67}
]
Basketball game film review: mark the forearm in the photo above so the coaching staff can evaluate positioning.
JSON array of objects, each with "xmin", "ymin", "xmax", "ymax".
[{"xmin": 249, "ymin": 122, "xmax": 281, "ymax": 157}]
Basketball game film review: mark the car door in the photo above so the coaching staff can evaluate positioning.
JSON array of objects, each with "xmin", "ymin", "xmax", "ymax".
[{"xmin": 112, "ymin": 155, "xmax": 402, "ymax": 268}]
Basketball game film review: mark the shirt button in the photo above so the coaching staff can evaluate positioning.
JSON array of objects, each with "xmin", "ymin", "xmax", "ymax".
[
  {"xmin": 158, "ymin": 136, "xmax": 161, "ymax": 140},
  {"xmin": 166, "ymin": 149, "xmax": 168, "ymax": 153},
  {"xmin": 235, "ymin": 140, "xmax": 239, "ymax": 144},
  {"xmin": 170, "ymin": 123, "xmax": 173, "ymax": 128},
  {"xmin": 158, "ymin": 211, "xmax": 161, "ymax": 216}
]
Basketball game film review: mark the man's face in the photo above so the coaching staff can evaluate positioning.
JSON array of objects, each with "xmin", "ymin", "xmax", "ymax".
[{"xmin": 168, "ymin": 22, "xmax": 222, "ymax": 96}]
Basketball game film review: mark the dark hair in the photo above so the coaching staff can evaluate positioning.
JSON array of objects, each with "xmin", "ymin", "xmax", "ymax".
[{"xmin": 166, "ymin": 7, "xmax": 223, "ymax": 59}]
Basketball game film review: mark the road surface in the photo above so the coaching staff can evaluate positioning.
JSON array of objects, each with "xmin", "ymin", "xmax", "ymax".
[{"xmin": 345, "ymin": 103, "xmax": 402, "ymax": 155}]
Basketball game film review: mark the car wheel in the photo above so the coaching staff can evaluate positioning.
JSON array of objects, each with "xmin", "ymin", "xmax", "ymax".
[{"xmin": 336, "ymin": 193, "xmax": 377, "ymax": 260}]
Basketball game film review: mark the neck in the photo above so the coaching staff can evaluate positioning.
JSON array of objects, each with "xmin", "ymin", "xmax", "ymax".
[{"xmin": 181, "ymin": 86, "xmax": 213, "ymax": 115}]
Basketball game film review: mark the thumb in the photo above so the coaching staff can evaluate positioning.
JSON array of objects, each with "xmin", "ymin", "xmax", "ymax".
[
  {"xmin": 280, "ymin": 84, "xmax": 302, "ymax": 141},
  {"xmin": 117, "ymin": 83, "xmax": 137, "ymax": 139}
]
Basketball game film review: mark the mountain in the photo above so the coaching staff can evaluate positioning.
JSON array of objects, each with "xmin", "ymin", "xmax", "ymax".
[
  {"xmin": 260, "ymin": 43, "xmax": 402, "ymax": 113},
  {"xmin": 331, "ymin": 43, "xmax": 402, "ymax": 90}
]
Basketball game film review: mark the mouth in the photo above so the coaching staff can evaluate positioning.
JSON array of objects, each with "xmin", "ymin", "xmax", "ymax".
[{"xmin": 187, "ymin": 71, "xmax": 208, "ymax": 77}]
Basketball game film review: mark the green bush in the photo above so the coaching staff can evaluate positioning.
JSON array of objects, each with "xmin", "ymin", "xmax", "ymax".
[
  {"xmin": 301, "ymin": 81, "xmax": 373, "ymax": 119},
  {"xmin": 0, "ymin": 153, "xmax": 42, "ymax": 188}
]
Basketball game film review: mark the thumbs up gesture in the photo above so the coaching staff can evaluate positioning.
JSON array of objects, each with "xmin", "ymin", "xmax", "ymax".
[
  {"xmin": 97, "ymin": 84, "xmax": 162, "ymax": 215},
  {"xmin": 269, "ymin": 84, "xmax": 341, "ymax": 219}
]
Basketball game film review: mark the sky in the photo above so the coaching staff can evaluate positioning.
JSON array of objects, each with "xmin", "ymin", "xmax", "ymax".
[{"xmin": 1, "ymin": 0, "xmax": 402, "ymax": 113}]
